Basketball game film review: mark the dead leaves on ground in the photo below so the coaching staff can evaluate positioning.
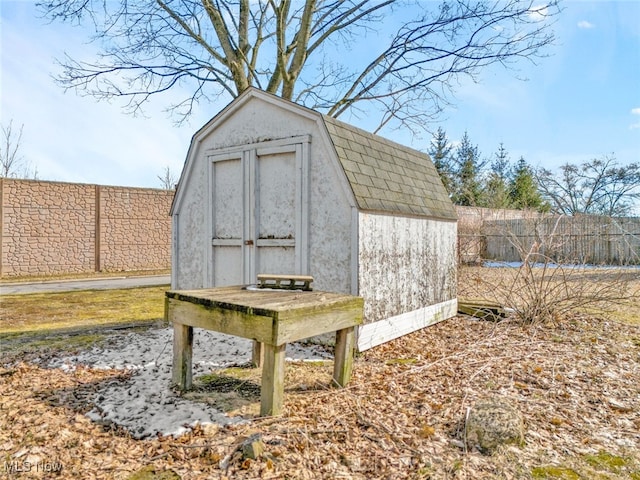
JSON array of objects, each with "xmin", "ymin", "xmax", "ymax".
[{"xmin": 2, "ymin": 314, "xmax": 639, "ymax": 479}]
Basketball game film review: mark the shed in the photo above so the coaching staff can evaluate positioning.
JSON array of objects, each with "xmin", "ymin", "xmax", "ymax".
[{"xmin": 171, "ymin": 88, "xmax": 457, "ymax": 351}]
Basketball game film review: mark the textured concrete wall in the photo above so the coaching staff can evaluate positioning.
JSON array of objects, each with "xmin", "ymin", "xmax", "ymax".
[
  {"xmin": 0, "ymin": 178, "xmax": 173, "ymax": 277},
  {"xmin": 99, "ymin": 186, "xmax": 173, "ymax": 272}
]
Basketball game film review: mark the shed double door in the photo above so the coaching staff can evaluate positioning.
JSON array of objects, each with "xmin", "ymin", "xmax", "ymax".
[{"xmin": 208, "ymin": 137, "xmax": 310, "ymax": 286}]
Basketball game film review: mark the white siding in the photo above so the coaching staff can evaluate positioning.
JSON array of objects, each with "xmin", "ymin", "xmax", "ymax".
[
  {"xmin": 174, "ymin": 95, "xmax": 354, "ymax": 295},
  {"xmin": 357, "ymin": 212, "xmax": 457, "ymax": 349},
  {"xmin": 174, "ymin": 150, "xmax": 209, "ymax": 289}
]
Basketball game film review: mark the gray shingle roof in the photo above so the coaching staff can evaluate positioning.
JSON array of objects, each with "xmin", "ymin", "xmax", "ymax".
[{"xmin": 322, "ymin": 116, "xmax": 457, "ymax": 221}]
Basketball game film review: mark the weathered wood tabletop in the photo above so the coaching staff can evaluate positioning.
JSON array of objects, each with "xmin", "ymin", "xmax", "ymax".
[{"xmin": 165, "ymin": 286, "xmax": 364, "ymax": 416}]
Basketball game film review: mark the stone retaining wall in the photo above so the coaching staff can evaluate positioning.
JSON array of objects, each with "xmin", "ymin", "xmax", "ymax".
[{"xmin": 0, "ymin": 178, "xmax": 173, "ymax": 277}]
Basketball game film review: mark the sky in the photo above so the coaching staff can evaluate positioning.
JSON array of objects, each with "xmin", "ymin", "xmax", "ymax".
[{"xmin": 1, "ymin": 0, "xmax": 639, "ymax": 190}]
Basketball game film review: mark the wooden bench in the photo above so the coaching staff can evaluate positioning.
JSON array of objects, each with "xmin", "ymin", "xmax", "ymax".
[
  {"xmin": 165, "ymin": 286, "xmax": 364, "ymax": 416},
  {"xmin": 256, "ymin": 274, "xmax": 314, "ymax": 291}
]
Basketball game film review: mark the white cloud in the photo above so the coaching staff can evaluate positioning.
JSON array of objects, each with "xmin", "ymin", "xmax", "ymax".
[
  {"xmin": 630, "ymin": 108, "xmax": 640, "ymax": 129},
  {"xmin": 1, "ymin": 3, "xmax": 218, "ymax": 188},
  {"xmin": 528, "ymin": 5, "xmax": 549, "ymax": 22},
  {"xmin": 577, "ymin": 20, "xmax": 595, "ymax": 29}
]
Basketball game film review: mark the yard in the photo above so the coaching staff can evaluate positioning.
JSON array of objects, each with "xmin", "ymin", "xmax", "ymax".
[{"xmin": 1, "ymin": 267, "xmax": 639, "ymax": 479}]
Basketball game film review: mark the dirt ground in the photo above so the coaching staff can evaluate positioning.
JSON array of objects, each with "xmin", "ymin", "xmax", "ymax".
[{"xmin": 1, "ymin": 267, "xmax": 639, "ymax": 479}]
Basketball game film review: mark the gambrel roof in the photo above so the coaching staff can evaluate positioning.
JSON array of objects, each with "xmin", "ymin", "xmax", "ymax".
[
  {"xmin": 173, "ymin": 88, "xmax": 456, "ymax": 221},
  {"xmin": 322, "ymin": 115, "xmax": 456, "ymax": 220}
]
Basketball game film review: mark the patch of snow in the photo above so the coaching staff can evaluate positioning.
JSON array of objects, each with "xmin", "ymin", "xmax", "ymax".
[
  {"xmin": 46, "ymin": 326, "xmax": 331, "ymax": 439},
  {"xmin": 484, "ymin": 261, "xmax": 640, "ymax": 270}
]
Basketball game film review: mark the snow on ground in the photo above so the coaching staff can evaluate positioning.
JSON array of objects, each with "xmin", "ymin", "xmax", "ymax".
[
  {"xmin": 45, "ymin": 326, "xmax": 332, "ymax": 439},
  {"xmin": 484, "ymin": 261, "xmax": 640, "ymax": 269}
]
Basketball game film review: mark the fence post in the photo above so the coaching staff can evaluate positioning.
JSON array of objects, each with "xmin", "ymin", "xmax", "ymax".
[
  {"xmin": 95, "ymin": 184, "xmax": 101, "ymax": 272},
  {"xmin": 0, "ymin": 178, "xmax": 4, "ymax": 277}
]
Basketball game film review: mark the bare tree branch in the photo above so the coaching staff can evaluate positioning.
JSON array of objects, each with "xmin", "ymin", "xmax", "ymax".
[
  {"xmin": 157, "ymin": 164, "xmax": 179, "ymax": 189},
  {"xmin": 536, "ymin": 156, "xmax": 640, "ymax": 217},
  {"xmin": 1, "ymin": 120, "xmax": 38, "ymax": 179},
  {"xmin": 38, "ymin": 0, "xmax": 561, "ymax": 132},
  {"xmin": 1, "ymin": 120, "xmax": 25, "ymax": 178}
]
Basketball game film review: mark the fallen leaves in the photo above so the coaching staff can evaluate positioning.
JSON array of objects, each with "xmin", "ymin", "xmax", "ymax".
[{"xmin": 1, "ymin": 275, "xmax": 640, "ymax": 478}]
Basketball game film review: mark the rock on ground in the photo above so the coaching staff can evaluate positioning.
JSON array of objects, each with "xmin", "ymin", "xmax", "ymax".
[{"xmin": 465, "ymin": 396, "xmax": 525, "ymax": 454}]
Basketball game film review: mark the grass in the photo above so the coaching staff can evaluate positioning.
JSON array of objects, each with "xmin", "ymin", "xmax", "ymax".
[
  {"xmin": 1, "ymin": 285, "xmax": 170, "ymax": 363},
  {"xmin": 0, "ymin": 286, "xmax": 169, "ymax": 360},
  {"xmin": 0, "ymin": 285, "xmax": 169, "ymax": 335},
  {"xmin": 0, "ymin": 269, "xmax": 170, "ymax": 284}
]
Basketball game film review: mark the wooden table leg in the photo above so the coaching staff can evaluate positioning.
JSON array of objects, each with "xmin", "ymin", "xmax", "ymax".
[
  {"xmin": 333, "ymin": 326, "xmax": 356, "ymax": 387},
  {"xmin": 172, "ymin": 323, "xmax": 193, "ymax": 390},
  {"xmin": 260, "ymin": 343, "xmax": 286, "ymax": 416},
  {"xmin": 252, "ymin": 340, "xmax": 264, "ymax": 368}
]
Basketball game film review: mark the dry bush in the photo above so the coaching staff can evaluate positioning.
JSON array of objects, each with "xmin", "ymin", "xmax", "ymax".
[{"xmin": 460, "ymin": 217, "xmax": 639, "ymax": 324}]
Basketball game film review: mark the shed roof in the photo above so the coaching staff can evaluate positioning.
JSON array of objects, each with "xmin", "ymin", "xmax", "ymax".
[
  {"xmin": 173, "ymin": 88, "xmax": 456, "ymax": 221},
  {"xmin": 321, "ymin": 115, "xmax": 456, "ymax": 220}
]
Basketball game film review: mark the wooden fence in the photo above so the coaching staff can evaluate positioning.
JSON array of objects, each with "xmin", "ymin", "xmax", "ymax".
[
  {"xmin": 456, "ymin": 207, "xmax": 640, "ymax": 265},
  {"xmin": 456, "ymin": 207, "xmax": 541, "ymax": 264}
]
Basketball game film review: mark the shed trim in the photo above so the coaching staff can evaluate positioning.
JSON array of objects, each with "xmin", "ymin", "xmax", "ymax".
[
  {"xmin": 171, "ymin": 214, "xmax": 179, "ymax": 288},
  {"xmin": 204, "ymin": 134, "xmax": 312, "ymax": 157},
  {"xmin": 350, "ymin": 206, "xmax": 359, "ymax": 295},
  {"xmin": 358, "ymin": 298, "xmax": 458, "ymax": 351},
  {"xmin": 355, "ymin": 208, "xmax": 458, "ymax": 223}
]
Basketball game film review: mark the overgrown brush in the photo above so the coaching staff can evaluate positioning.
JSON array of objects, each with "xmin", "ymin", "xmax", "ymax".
[{"xmin": 461, "ymin": 216, "xmax": 638, "ymax": 324}]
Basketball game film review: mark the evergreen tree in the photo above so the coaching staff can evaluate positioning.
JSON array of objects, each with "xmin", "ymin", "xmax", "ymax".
[
  {"xmin": 509, "ymin": 157, "xmax": 548, "ymax": 211},
  {"xmin": 483, "ymin": 143, "xmax": 513, "ymax": 209},
  {"xmin": 428, "ymin": 127, "xmax": 455, "ymax": 196},
  {"xmin": 452, "ymin": 132, "xmax": 486, "ymax": 206}
]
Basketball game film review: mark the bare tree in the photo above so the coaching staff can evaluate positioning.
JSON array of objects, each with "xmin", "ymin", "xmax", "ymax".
[
  {"xmin": 157, "ymin": 165, "xmax": 179, "ymax": 190},
  {"xmin": 1, "ymin": 120, "xmax": 24, "ymax": 177},
  {"xmin": 1, "ymin": 120, "xmax": 31, "ymax": 178},
  {"xmin": 536, "ymin": 156, "xmax": 640, "ymax": 217},
  {"xmin": 39, "ymin": 0, "xmax": 560, "ymax": 133},
  {"xmin": 459, "ymin": 215, "xmax": 637, "ymax": 324}
]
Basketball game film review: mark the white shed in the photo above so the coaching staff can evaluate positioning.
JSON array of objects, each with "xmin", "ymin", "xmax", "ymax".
[{"xmin": 171, "ymin": 88, "xmax": 457, "ymax": 351}]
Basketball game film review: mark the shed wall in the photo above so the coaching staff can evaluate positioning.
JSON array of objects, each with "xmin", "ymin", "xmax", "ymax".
[
  {"xmin": 307, "ymin": 142, "xmax": 354, "ymax": 294},
  {"xmin": 174, "ymin": 155, "xmax": 209, "ymax": 288},
  {"xmin": 173, "ymin": 97, "xmax": 354, "ymax": 294},
  {"xmin": 357, "ymin": 212, "xmax": 457, "ymax": 348}
]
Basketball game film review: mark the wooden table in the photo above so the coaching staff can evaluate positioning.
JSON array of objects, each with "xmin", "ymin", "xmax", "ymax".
[{"xmin": 165, "ymin": 286, "xmax": 364, "ymax": 416}]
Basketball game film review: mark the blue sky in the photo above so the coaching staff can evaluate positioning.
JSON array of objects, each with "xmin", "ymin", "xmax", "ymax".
[{"xmin": 1, "ymin": 1, "xmax": 639, "ymax": 189}]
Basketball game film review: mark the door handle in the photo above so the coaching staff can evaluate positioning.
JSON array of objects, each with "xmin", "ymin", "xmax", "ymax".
[{"xmin": 244, "ymin": 240, "xmax": 254, "ymax": 246}]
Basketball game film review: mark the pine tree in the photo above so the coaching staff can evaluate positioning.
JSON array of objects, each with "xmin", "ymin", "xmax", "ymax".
[
  {"xmin": 483, "ymin": 143, "xmax": 513, "ymax": 209},
  {"xmin": 452, "ymin": 132, "xmax": 486, "ymax": 206},
  {"xmin": 509, "ymin": 157, "xmax": 548, "ymax": 211},
  {"xmin": 428, "ymin": 127, "xmax": 455, "ymax": 196}
]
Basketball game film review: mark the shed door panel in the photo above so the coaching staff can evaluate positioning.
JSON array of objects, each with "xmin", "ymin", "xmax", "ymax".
[
  {"xmin": 211, "ymin": 155, "xmax": 244, "ymax": 286},
  {"xmin": 213, "ymin": 158, "xmax": 243, "ymax": 239},
  {"xmin": 213, "ymin": 247, "xmax": 243, "ymax": 285},
  {"xmin": 208, "ymin": 139, "xmax": 309, "ymax": 287},
  {"xmin": 255, "ymin": 150, "xmax": 296, "ymax": 275}
]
